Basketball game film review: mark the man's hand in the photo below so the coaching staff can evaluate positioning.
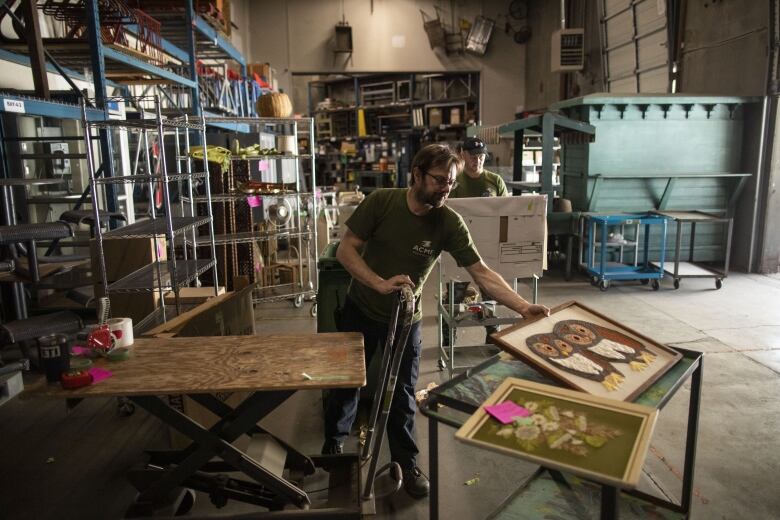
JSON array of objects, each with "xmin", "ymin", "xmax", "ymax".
[
  {"xmin": 520, "ymin": 303, "xmax": 550, "ymax": 319},
  {"xmin": 374, "ymin": 275, "xmax": 415, "ymax": 295}
]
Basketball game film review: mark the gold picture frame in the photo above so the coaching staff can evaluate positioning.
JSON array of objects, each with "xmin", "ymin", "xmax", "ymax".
[
  {"xmin": 455, "ymin": 377, "xmax": 658, "ymax": 488},
  {"xmin": 491, "ymin": 301, "xmax": 682, "ymax": 401}
]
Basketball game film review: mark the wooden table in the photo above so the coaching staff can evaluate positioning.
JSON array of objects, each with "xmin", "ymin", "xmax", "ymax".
[{"xmin": 28, "ymin": 332, "xmax": 366, "ymax": 517}]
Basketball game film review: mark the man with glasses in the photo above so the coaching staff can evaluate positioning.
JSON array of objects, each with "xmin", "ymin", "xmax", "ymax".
[
  {"xmin": 450, "ymin": 137, "xmax": 508, "ymax": 198},
  {"xmin": 323, "ymin": 144, "xmax": 548, "ymax": 498}
]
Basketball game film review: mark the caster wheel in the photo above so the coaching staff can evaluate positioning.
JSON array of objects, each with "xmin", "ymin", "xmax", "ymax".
[
  {"xmin": 716, "ymin": 278, "xmax": 723, "ymax": 290},
  {"xmin": 599, "ymin": 280, "xmax": 609, "ymax": 292},
  {"xmin": 310, "ymin": 304, "xmax": 317, "ymax": 317},
  {"xmin": 437, "ymin": 358, "xmax": 446, "ymax": 371},
  {"xmin": 640, "ymin": 279, "xmax": 649, "ymax": 286},
  {"xmin": 293, "ymin": 295, "xmax": 303, "ymax": 308},
  {"xmin": 651, "ymin": 280, "xmax": 660, "ymax": 291},
  {"xmin": 591, "ymin": 276, "xmax": 599, "ymax": 286},
  {"xmin": 175, "ymin": 489, "xmax": 196, "ymax": 516},
  {"xmin": 117, "ymin": 398, "xmax": 135, "ymax": 417},
  {"xmin": 209, "ymin": 492, "xmax": 228, "ymax": 509},
  {"xmin": 673, "ymin": 279, "xmax": 680, "ymax": 290}
]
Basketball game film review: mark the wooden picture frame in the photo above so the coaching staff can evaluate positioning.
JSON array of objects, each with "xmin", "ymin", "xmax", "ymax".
[
  {"xmin": 491, "ymin": 301, "xmax": 682, "ymax": 401},
  {"xmin": 455, "ymin": 377, "xmax": 658, "ymax": 489}
]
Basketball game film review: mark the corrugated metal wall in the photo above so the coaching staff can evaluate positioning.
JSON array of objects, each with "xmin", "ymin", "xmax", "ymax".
[{"xmin": 600, "ymin": 0, "xmax": 669, "ymax": 93}]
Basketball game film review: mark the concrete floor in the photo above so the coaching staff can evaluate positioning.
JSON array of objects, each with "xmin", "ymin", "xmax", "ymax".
[{"xmin": 1, "ymin": 270, "xmax": 779, "ymax": 519}]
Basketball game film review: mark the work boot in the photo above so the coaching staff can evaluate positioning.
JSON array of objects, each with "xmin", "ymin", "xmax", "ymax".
[
  {"xmin": 321, "ymin": 438, "xmax": 344, "ymax": 455},
  {"xmin": 320, "ymin": 439, "xmax": 344, "ymax": 472},
  {"xmin": 402, "ymin": 466, "xmax": 430, "ymax": 498}
]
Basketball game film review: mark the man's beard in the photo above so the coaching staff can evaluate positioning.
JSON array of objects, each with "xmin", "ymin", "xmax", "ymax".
[{"xmin": 415, "ymin": 187, "xmax": 448, "ymax": 207}]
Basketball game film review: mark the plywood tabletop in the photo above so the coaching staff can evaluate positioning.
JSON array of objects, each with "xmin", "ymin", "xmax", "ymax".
[{"xmin": 28, "ymin": 333, "xmax": 365, "ymax": 398}]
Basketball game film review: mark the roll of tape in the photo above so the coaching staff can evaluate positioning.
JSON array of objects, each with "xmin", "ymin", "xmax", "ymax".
[
  {"xmin": 277, "ymin": 135, "xmax": 297, "ymax": 155},
  {"xmin": 107, "ymin": 317, "xmax": 134, "ymax": 348},
  {"xmin": 107, "ymin": 346, "xmax": 131, "ymax": 362}
]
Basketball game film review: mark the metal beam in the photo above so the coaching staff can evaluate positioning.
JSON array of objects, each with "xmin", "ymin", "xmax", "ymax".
[
  {"xmin": 193, "ymin": 15, "xmax": 245, "ymax": 66},
  {"xmin": 103, "ymin": 48, "xmax": 198, "ymax": 88},
  {"xmin": 185, "ymin": 0, "xmax": 201, "ymax": 116},
  {"xmin": 498, "ymin": 115, "xmax": 543, "ymax": 136},
  {"xmin": 548, "ymin": 113, "xmax": 596, "ymax": 134},
  {"xmin": 85, "ymin": 0, "xmax": 117, "ymax": 212},
  {"xmin": 0, "ymin": 93, "xmax": 105, "ymax": 120},
  {"xmin": 125, "ymin": 24, "xmax": 190, "ymax": 63},
  {"xmin": 19, "ymin": 0, "xmax": 48, "ymax": 99},
  {"xmin": 541, "ymin": 113, "xmax": 555, "ymax": 208},
  {"xmin": 0, "ymin": 49, "xmax": 121, "ymax": 89}
]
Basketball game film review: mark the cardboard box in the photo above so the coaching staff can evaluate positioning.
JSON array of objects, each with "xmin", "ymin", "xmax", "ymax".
[
  {"xmin": 163, "ymin": 286, "xmax": 226, "ymax": 306},
  {"xmin": 442, "ymin": 195, "xmax": 548, "ymax": 281},
  {"xmin": 90, "ymin": 237, "xmax": 167, "ymax": 324}
]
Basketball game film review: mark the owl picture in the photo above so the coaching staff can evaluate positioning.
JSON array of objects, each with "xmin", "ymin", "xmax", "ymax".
[
  {"xmin": 553, "ymin": 320, "xmax": 657, "ymax": 372},
  {"xmin": 526, "ymin": 333, "xmax": 626, "ymax": 392}
]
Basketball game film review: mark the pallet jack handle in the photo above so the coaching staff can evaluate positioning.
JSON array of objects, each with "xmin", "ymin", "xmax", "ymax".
[{"xmin": 361, "ymin": 285, "xmax": 416, "ymax": 501}]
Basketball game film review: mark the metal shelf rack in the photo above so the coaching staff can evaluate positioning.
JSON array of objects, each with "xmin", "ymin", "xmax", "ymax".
[
  {"xmin": 436, "ymin": 265, "xmax": 540, "ymax": 379},
  {"xmin": 201, "ymin": 116, "xmax": 318, "ymax": 313},
  {"xmin": 84, "ymin": 95, "xmax": 219, "ymax": 330}
]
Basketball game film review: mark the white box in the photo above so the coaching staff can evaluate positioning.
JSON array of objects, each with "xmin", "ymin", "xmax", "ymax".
[{"xmin": 443, "ymin": 195, "xmax": 547, "ymax": 281}]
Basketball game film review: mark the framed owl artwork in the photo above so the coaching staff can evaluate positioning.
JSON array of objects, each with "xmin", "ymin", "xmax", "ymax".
[{"xmin": 490, "ymin": 301, "xmax": 683, "ymax": 401}]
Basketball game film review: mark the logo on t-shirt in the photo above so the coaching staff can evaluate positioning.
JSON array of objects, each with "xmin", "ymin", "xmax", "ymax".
[
  {"xmin": 481, "ymin": 189, "xmax": 496, "ymax": 197},
  {"xmin": 412, "ymin": 240, "xmax": 435, "ymax": 257}
]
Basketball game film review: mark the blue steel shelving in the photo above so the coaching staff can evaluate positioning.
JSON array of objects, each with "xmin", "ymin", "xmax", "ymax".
[{"xmin": 0, "ymin": 0, "xmax": 255, "ymax": 217}]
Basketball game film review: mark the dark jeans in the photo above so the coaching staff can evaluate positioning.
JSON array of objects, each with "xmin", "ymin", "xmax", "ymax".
[{"xmin": 324, "ymin": 297, "xmax": 422, "ymax": 470}]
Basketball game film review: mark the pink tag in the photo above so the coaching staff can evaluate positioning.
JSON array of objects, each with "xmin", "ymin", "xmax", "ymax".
[
  {"xmin": 247, "ymin": 195, "xmax": 261, "ymax": 208},
  {"xmin": 258, "ymin": 160, "xmax": 269, "ymax": 172},
  {"xmin": 88, "ymin": 367, "xmax": 113, "ymax": 384},
  {"xmin": 71, "ymin": 346, "xmax": 89, "ymax": 355},
  {"xmin": 484, "ymin": 401, "xmax": 531, "ymax": 424}
]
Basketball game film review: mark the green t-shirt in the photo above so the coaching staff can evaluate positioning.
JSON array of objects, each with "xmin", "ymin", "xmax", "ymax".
[
  {"xmin": 449, "ymin": 169, "xmax": 508, "ymax": 198},
  {"xmin": 345, "ymin": 188, "xmax": 481, "ymax": 323}
]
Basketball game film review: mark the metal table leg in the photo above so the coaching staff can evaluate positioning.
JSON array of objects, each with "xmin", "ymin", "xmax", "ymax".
[
  {"xmin": 680, "ymin": 358, "xmax": 703, "ymax": 515},
  {"xmin": 428, "ymin": 397, "xmax": 439, "ymax": 520},
  {"xmin": 600, "ymin": 485, "xmax": 619, "ymax": 520}
]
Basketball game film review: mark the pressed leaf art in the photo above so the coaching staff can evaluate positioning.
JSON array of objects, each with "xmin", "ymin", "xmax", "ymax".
[
  {"xmin": 491, "ymin": 399, "xmax": 624, "ymax": 457},
  {"xmin": 456, "ymin": 378, "xmax": 658, "ymax": 488},
  {"xmin": 491, "ymin": 301, "xmax": 682, "ymax": 401}
]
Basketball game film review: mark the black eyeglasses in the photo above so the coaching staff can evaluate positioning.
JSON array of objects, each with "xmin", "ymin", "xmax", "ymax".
[{"xmin": 424, "ymin": 171, "xmax": 458, "ymax": 189}]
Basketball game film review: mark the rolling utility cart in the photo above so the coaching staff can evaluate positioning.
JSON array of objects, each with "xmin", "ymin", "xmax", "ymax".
[
  {"xmin": 437, "ymin": 268, "xmax": 539, "ymax": 379},
  {"xmin": 651, "ymin": 211, "xmax": 733, "ymax": 290},
  {"xmin": 583, "ymin": 213, "xmax": 668, "ymax": 291}
]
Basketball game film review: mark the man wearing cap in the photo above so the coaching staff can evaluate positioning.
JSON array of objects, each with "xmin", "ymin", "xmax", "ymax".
[
  {"xmin": 322, "ymin": 144, "xmax": 549, "ymax": 499},
  {"xmin": 449, "ymin": 137, "xmax": 509, "ymax": 343},
  {"xmin": 450, "ymin": 137, "xmax": 508, "ymax": 198}
]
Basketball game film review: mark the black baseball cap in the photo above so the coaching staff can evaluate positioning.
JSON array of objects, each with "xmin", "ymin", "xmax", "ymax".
[{"xmin": 461, "ymin": 137, "xmax": 487, "ymax": 155}]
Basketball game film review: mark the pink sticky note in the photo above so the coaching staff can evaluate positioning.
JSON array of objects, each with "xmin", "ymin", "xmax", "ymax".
[
  {"xmin": 484, "ymin": 401, "xmax": 531, "ymax": 424},
  {"xmin": 258, "ymin": 160, "xmax": 269, "ymax": 172},
  {"xmin": 246, "ymin": 195, "xmax": 261, "ymax": 208},
  {"xmin": 88, "ymin": 367, "xmax": 113, "ymax": 384}
]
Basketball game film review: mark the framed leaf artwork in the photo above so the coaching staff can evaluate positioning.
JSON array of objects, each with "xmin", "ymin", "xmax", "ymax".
[
  {"xmin": 490, "ymin": 301, "xmax": 682, "ymax": 401},
  {"xmin": 455, "ymin": 377, "xmax": 658, "ymax": 488}
]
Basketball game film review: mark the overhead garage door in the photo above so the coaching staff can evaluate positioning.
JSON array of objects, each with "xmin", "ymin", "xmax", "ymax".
[{"xmin": 599, "ymin": 0, "xmax": 670, "ymax": 93}]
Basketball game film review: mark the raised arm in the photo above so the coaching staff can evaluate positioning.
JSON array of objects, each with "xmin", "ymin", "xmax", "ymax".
[
  {"xmin": 336, "ymin": 228, "xmax": 415, "ymax": 295},
  {"xmin": 464, "ymin": 260, "xmax": 549, "ymax": 318}
]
